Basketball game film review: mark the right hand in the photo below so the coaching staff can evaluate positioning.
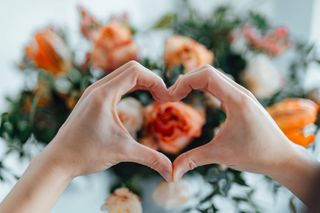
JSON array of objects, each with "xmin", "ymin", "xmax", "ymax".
[{"xmin": 169, "ymin": 65, "xmax": 319, "ymax": 202}]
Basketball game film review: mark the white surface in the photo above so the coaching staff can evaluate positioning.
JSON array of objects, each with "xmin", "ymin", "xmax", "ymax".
[{"xmin": 0, "ymin": 0, "xmax": 319, "ymax": 212}]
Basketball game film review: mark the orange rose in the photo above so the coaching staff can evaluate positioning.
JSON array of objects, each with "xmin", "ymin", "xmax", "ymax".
[
  {"xmin": 164, "ymin": 35, "xmax": 214, "ymax": 72},
  {"xmin": 91, "ymin": 21, "xmax": 138, "ymax": 72},
  {"xmin": 142, "ymin": 102, "xmax": 205, "ymax": 154},
  {"xmin": 267, "ymin": 98, "xmax": 318, "ymax": 147},
  {"xmin": 25, "ymin": 28, "xmax": 71, "ymax": 75}
]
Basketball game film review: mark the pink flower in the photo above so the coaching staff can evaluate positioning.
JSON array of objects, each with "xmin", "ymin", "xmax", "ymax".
[
  {"xmin": 78, "ymin": 6, "xmax": 101, "ymax": 40},
  {"xmin": 242, "ymin": 26, "xmax": 291, "ymax": 56}
]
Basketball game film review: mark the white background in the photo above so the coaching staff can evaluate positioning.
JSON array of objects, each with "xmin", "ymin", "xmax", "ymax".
[{"xmin": 0, "ymin": 0, "xmax": 320, "ymax": 212}]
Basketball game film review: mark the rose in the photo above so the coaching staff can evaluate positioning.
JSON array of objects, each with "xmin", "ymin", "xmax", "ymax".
[
  {"xmin": 141, "ymin": 102, "xmax": 205, "ymax": 154},
  {"xmin": 164, "ymin": 35, "xmax": 214, "ymax": 72},
  {"xmin": 267, "ymin": 98, "xmax": 318, "ymax": 147},
  {"xmin": 101, "ymin": 187, "xmax": 142, "ymax": 213},
  {"xmin": 241, "ymin": 54, "xmax": 284, "ymax": 99},
  {"xmin": 91, "ymin": 21, "xmax": 138, "ymax": 72},
  {"xmin": 152, "ymin": 179, "xmax": 192, "ymax": 209},
  {"xmin": 117, "ymin": 97, "xmax": 144, "ymax": 138},
  {"xmin": 25, "ymin": 28, "xmax": 71, "ymax": 75}
]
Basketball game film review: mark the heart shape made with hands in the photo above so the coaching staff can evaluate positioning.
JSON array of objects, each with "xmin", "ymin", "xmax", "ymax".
[{"xmin": 113, "ymin": 62, "xmax": 246, "ymax": 181}]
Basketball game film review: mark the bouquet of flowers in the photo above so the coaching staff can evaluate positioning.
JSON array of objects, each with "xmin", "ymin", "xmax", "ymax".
[{"xmin": 1, "ymin": 2, "xmax": 320, "ymax": 212}]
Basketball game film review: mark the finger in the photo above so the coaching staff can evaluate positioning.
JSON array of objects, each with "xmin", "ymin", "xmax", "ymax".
[
  {"xmin": 215, "ymin": 69, "xmax": 258, "ymax": 103},
  {"xmin": 168, "ymin": 65, "xmax": 244, "ymax": 107},
  {"xmin": 99, "ymin": 63, "xmax": 170, "ymax": 103},
  {"xmin": 173, "ymin": 143, "xmax": 217, "ymax": 181},
  {"xmin": 128, "ymin": 143, "xmax": 173, "ymax": 182},
  {"xmin": 79, "ymin": 61, "xmax": 139, "ymax": 102}
]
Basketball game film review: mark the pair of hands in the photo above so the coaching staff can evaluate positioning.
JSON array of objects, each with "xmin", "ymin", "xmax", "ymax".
[
  {"xmin": 2, "ymin": 61, "xmax": 319, "ymax": 213},
  {"xmin": 46, "ymin": 61, "xmax": 299, "ymax": 182}
]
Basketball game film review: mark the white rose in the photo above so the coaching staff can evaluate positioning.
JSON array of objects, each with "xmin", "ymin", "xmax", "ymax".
[
  {"xmin": 152, "ymin": 179, "xmax": 192, "ymax": 209},
  {"xmin": 241, "ymin": 54, "xmax": 284, "ymax": 99},
  {"xmin": 117, "ymin": 97, "xmax": 143, "ymax": 138},
  {"xmin": 101, "ymin": 187, "xmax": 142, "ymax": 213}
]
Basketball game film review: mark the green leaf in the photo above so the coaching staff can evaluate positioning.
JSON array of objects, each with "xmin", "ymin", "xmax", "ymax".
[
  {"xmin": 153, "ymin": 13, "xmax": 176, "ymax": 29},
  {"xmin": 249, "ymin": 12, "xmax": 269, "ymax": 33}
]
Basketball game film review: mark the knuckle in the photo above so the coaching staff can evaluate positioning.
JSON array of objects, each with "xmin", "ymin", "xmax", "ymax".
[
  {"xmin": 237, "ymin": 93, "xmax": 254, "ymax": 112},
  {"xmin": 90, "ymin": 88, "xmax": 106, "ymax": 108},
  {"xmin": 128, "ymin": 61, "xmax": 143, "ymax": 72},
  {"xmin": 149, "ymin": 154, "xmax": 162, "ymax": 169},
  {"xmin": 202, "ymin": 68, "xmax": 214, "ymax": 78},
  {"xmin": 186, "ymin": 158, "xmax": 197, "ymax": 171},
  {"xmin": 127, "ymin": 60, "xmax": 140, "ymax": 68},
  {"xmin": 201, "ymin": 64, "xmax": 214, "ymax": 70}
]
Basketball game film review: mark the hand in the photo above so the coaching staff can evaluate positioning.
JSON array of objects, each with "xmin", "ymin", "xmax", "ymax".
[
  {"xmin": 0, "ymin": 61, "xmax": 174, "ymax": 213},
  {"xmin": 46, "ymin": 61, "xmax": 172, "ymax": 180},
  {"xmin": 170, "ymin": 65, "xmax": 320, "ymax": 204}
]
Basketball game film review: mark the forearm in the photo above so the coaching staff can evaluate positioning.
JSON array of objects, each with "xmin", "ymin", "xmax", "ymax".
[
  {"xmin": 267, "ymin": 144, "xmax": 320, "ymax": 206},
  {"xmin": 0, "ymin": 149, "xmax": 73, "ymax": 213}
]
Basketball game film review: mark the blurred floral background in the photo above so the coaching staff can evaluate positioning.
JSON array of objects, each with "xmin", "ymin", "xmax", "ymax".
[{"xmin": 1, "ymin": 0, "xmax": 320, "ymax": 212}]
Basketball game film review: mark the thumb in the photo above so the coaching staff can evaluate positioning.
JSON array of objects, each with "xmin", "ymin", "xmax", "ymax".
[
  {"xmin": 129, "ymin": 143, "xmax": 173, "ymax": 182},
  {"xmin": 173, "ymin": 143, "xmax": 215, "ymax": 181}
]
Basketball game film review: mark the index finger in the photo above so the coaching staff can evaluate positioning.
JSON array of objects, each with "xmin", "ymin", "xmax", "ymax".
[
  {"xmin": 168, "ymin": 65, "xmax": 245, "ymax": 108},
  {"xmin": 97, "ymin": 61, "xmax": 170, "ymax": 103}
]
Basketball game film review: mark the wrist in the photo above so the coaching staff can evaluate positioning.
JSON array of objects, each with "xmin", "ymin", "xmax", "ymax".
[
  {"xmin": 267, "ymin": 142, "xmax": 320, "ymax": 202},
  {"xmin": 37, "ymin": 137, "xmax": 78, "ymax": 181},
  {"xmin": 33, "ymin": 148, "xmax": 75, "ymax": 183}
]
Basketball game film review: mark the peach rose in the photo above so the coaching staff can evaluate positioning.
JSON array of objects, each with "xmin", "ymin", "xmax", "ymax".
[
  {"xmin": 164, "ymin": 35, "xmax": 214, "ymax": 72},
  {"xmin": 142, "ymin": 102, "xmax": 205, "ymax": 154},
  {"xmin": 91, "ymin": 21, "xmax": 138, "ymax": 72},
  {"xmin": 101, "ymin": 187, "xmax": 142, "ymax": 213},
  {"xmin": 267, "ymin": 98, "xmax": 318, "ymax": 147},
  {"xmin": 152, "ymin": 179, "xmax": 192, "ymax": 209},
  {"xmin": 25, "ymin": 28, "xmax": 71, "ymax": 75}
]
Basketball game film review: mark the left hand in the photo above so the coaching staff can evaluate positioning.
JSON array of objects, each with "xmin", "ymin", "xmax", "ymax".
[{"xmin": 43, "ymin": 61, "xmax": 173, "ymax": 180}]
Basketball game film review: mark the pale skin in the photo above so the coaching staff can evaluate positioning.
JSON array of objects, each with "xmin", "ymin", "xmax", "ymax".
[{"xmin": 0, "ymin": 61, "xmax": 319, "ymax": 212}]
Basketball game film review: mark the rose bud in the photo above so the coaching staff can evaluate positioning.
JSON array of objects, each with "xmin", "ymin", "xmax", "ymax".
[
  {"xmin": 267, "ymin": 98, "xmax": 318, "ymax": 147},
  {"xmin": 78, "ymin": 6, "xmax": 101, "ymax": 40},
  {"xmin": 25, "ymin": 28, "xmax": 71, "ymax": 76}
]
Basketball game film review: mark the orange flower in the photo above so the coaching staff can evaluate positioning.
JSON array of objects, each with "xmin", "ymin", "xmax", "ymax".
[
  {"xmin": 142, "ymin": 102, "xmax": 205, "ymax": 154},
  {"xmin": 91, "ymin": 21, "xmax": 138, "ymax": 72},
  {"xmin": 267, "ymin": 98, "xmax": 318, "ymax": 147},
  {"xmin": 164, "ymin": 35, "xmax": 214, "ymax": 72},
  {"xmin": 25, "ymin": 28, "xmax": 71, "ymax": 75}
]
